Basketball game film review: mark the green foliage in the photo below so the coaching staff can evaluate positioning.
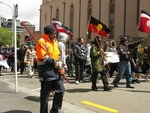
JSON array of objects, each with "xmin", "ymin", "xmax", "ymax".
[{"xmin": 0, "ymin": 27, "xmax": 13, "ymax": 46}]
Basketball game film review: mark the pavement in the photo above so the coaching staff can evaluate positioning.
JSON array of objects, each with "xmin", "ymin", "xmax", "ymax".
[
  {"xmin": 0, "ymin": 70, "xmax": 96, "ymax": 113},
  {"xmin": 1, "ymin": 70, "xmax": 150, "ymax": 113}
]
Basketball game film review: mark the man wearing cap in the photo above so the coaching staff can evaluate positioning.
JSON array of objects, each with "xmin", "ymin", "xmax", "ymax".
[
  {"xmin": 113, "ymin": 36, "xmax": 144, "ymax": 88},
  {"xmin": 36, "ymin": 25, "xmax": 65, "ymax": 113}
]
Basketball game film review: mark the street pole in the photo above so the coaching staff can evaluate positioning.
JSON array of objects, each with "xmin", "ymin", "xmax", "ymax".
[
  {"xmin": 0, "ymin": 1, "xmax": 14, "ymax": 47},
  {"xmin": 14, "ymin": 4, "xmax": 18, "ymax": 93}
]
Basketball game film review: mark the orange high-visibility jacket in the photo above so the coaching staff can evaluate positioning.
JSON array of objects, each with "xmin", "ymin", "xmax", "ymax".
[{"xmin": 36, "ymin": 34, "xmax": 60, "ymax": 62}]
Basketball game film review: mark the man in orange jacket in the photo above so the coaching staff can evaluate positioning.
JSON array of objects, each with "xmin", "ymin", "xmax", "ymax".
[{"xmin": 36, "ymin": 25, "xmax": 64, "ymax": 113}]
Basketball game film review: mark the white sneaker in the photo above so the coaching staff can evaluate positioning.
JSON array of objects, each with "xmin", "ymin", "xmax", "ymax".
[{"xmin": 75, "ymin": 80, "xmax": 79, "ymax": 84}]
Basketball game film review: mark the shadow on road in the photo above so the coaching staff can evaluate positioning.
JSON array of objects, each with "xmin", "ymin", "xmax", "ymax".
[
  {"xmin": 25, "ymin": 96, "xmax": 40, "ymax": 102},
  {"xmin": 3, "ymin": 110, "xmax": 32, "ymax": 113}
]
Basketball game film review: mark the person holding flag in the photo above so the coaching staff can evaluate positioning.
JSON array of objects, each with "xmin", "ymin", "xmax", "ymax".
[{"xmin": 90, "ymin": 35, "xmax": 112, "ymax": 91}]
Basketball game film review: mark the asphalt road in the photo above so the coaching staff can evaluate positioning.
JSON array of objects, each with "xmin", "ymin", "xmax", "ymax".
[{"xmin": 0, "ymin": 70, "xmax": 150, "ymax": 113}]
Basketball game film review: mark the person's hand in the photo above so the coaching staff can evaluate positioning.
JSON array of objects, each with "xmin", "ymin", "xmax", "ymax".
[
  {"xmin": 127, "ymin": 51, "xmax": 130, "ymax": 55},
  {"xmin": 58, "ymin": 69, "xmax": 65, "ymax": 75},
  {"xmin": 54, "ymin": 60, "xmax": 63, "ymax": 70}
]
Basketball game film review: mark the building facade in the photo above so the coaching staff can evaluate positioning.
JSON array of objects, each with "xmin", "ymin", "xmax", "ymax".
[{"xmin": 40, "ymin": 0, "xmax": 150, "ymax": 47}]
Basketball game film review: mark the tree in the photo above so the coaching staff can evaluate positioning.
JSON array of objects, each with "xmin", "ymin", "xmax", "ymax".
[{"xmin": 0, "ymin": 27, "xmax": 13, "ymax": 46}]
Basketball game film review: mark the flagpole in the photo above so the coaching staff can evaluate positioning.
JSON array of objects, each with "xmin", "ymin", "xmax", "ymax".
[
  {"xmin": 91, "ymin": 28, "xmax": 106, "ymax": 57},
  {"xmin": 86, "ymin": 14, "xmax": 92, "ymax": 34}
]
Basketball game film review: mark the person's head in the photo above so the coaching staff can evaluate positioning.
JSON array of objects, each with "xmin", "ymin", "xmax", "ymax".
[
  {"xmin": 20, "ymin": 44, "xmax": 25, "ymax": 50},
  {"xmin": 6, "ymin": 45, "xmax": 9, "ymax": 49},
  {"xmin": 78, "ymin": 37, "xmax": 84, "ymax": 45},
  {"xmin": 58, "ymin": 32, "xmax": 68, "ymax": 43},
  {"xmin": 29, "ymin": 45, "xmax": 34, "ymax": 50},
  {"xmin": 120, "ymin": 36, "xmax": 128, "ymax": 45},
  {"xmin": 104, "ymin": 41, "xmax": 109, "ymax": 47},
  {"xmin": 44, "ymin": 25, "xmax": 57, "ymax": 41},
  {"xmin": 110, "ymin": 40, "xmax": 116, "ymax": 47},
  {"xmin": 71, "ymin": 43, "xmax": 75, "ymax": 48}
]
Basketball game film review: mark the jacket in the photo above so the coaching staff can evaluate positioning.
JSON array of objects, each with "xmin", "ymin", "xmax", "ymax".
[
  {"xmin": 73, "ymin": 43, "xmax": 87, "ymax": 62},
  {"xmin": 36, "ymin": 34, "xmax": 61, "ymax": 82},
  {"xmin": 24, "ymin": 49, "xmax": 37, "ymax": 66},
  {"xmin": 117, "ymin": 40, "xmax": 142, "ymax": 61},
  {"xmin": 90, "ymin": 44, "xmax": 106, "ymax": 72}
]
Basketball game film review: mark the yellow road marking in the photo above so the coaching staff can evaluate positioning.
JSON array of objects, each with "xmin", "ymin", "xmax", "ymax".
[{"xmin": 81, "ymin": 100, "xmax": 119, "ymax": 113}]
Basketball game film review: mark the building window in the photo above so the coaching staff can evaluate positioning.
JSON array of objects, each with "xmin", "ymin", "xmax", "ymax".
[
  {"xmin": 70, "ymin": 3, "xmax": 74, "ymax": 40},
  {"xmin": 45, "ymin": 12, "xmax": 47, "ymax": 22},
  {"xmin": 109, "ymin": 0, "xmax": 115, "ymax": 38},
  {"xmin": 87, "ymin": 0, "xmax": 92, "ymax": 39},
  {"xmin": 56, "ymin": 7, "xmax": 59, "ymax": 20}
]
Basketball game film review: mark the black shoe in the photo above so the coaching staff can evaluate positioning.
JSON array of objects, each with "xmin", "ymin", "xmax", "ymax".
[
  {"xmin": 136, "ymin": 79, "xmax": 141, "ymax": 83},
  {"xmin": 91, "ymin": 87, "xmax": 98, "ymax": 91},
  {"xmin": 50, "ymin": 109, "xmax": 59, "ymax": 113},
  {"xmin": 112, "ymin": 83, "xmax": 118, "ymax": 87},
  {"xmin": 103, "ymin": 87, "xmax": 112, "ymax": 91},
  {"xmin": 126, "ymin": 85, "xmax": 134, "ymax": 88}
]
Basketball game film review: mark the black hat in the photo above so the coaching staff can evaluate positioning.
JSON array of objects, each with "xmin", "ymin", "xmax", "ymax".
[
  {"xmin": 44, "ymin": 25, "xmax": 56, "ymax": 34},
  {"xmin": 120, "ymin": 36, "xmax": 128, "ymax": 43}
]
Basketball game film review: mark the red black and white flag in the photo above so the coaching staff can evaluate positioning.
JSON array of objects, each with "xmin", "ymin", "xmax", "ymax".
[
  {"xmin": 52, "ymin": 18, "xmax": 73, "ymax": 36},
  {"xmin": 88, "ymin": 16, "xmax": 110, "ymax": 37},
  {"xmin": 138, "ymin": 10, "xmax": 150, "ymax": 33}
]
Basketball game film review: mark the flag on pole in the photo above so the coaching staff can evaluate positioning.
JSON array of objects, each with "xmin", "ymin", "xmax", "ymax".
[
  {"xmin": 52, "ymin": 18, "xmax": 73, "ymax": 36},
  {"xmin": 88, "ymin": 16, "xmax": 110, "ymax": 37},
  {"xmin": 138, "ymin": 10, "xmax": 150, "ymax": 33}
]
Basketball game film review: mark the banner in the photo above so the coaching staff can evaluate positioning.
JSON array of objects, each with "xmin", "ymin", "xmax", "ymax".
[{"xmin": 105, "ymin": 52, "xmax": 119, "ymax": 63}]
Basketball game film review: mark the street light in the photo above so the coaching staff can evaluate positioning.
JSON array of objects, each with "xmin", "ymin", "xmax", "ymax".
[{"xmin": 0, "ymin": 1, "xmax": 14, "ymax": 47}]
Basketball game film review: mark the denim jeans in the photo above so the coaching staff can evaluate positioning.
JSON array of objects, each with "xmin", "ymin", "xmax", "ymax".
[{"xmin": 113, "ymin": 61, "xmax": 132, "ymax": 86}]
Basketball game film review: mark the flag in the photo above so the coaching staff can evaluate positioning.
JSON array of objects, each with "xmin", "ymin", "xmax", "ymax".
[
  {"xmin": 88, "ymin": 16, "xmax": 110, "ymax": 37},
  {"xmin": 139, "ymin": 10, "xmax": 150, "ymax": 33},
  {"xmin": 24, "ymin": 36, "xmax": 32, "ymax": 46},
  {"xmin": 52, "ymin": 18, "xmax": 73, "ymax": 36}
]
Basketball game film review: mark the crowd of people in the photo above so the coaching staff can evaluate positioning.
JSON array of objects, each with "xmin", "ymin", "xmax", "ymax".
[
  {"xmin": 0, "ymin": 44, "xmax": 37, "ymax": 77},
  {"xmin": 0, "ymin": 25, "xmax": 150, "ymax": 113}
]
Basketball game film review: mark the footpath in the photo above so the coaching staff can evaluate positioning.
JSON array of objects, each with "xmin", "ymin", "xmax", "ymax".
[{"xmin": 0, "ymin": 70, "xmax": 96, "ymax": 113}]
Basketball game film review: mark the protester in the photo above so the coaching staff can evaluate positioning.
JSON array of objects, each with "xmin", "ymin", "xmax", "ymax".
[
  {"xmin": 17, "ymin": 44, "xmax": 26, "ymax": 74},
  {"xmin": 73, "ymin": 37, "xmax": 87, "ymax": 84},
  {"xmin": 36, "ymin": 25, "xmax": 65, "ymax": 113},
  {"xmin": 90, "ymin": 36, "xmax": 112, "ymax": 91},
  {"xmin": 24, "ymin": 45, "xmax": 37, "ymax": 78},
  {"xmin": 57, "ymin": 32, "xmax": 68, "ymax": 75},
  {"xmin": 66, "ymin": 43, "xmax": 75, "ymax": 77},
  {"xmin": 113, "ymin": 36, "xmax": 143, "ymax": 88},
  {"xmin": 109, "ymin": 40, "xmax": 118, "ymax": 77}
]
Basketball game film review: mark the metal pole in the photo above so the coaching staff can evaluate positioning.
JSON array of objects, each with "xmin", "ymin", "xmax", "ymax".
[
  {"xmin": 0, "ymin": 1, "xmax": 14, "ymax": 47},
  {"xmin": 14, "ymin": 4, "xmax": 18, "ymax": 93}
]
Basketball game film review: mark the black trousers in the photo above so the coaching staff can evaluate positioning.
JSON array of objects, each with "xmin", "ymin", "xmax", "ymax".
[
  {"xmin": 74, "ymin": 61, "xmax": 85, "ymax": 81},
  {"xmin": 91, "ymin": 70, "xmax": 109, "ymax": 89},
  {"xmin": 109, "ymin": 63, "xmax": 118, "ymax": 77},
  {"xmin": 17, "ymin": 62, "xmax": 25, "ymax": 74},
  {"xmin": 40, "ymin": 78, "xmax": 64, "ymax": 113}
]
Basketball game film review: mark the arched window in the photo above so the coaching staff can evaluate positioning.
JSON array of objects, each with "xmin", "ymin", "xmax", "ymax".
[
  {"xmin": 56, "ymin": 7, "xmax": 59, "ymax": 20},
  {"xmin": 109, "ymin": 0, "xmax": 115, "ymax": 38},
  {"xmin": 70, "ymin": 3, "xmax": 74, "ymax": 40},
  {"xmin": 87, "ymin": 0, "xmax": 92, "ymax": 39}
]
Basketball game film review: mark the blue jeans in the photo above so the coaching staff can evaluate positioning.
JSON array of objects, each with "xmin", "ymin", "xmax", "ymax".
[{"xmin": 113, "ymin": 61, "xmax": 132, "ymax": 86}]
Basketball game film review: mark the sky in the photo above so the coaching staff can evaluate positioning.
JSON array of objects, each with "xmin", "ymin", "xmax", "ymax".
[{"xmin": 0, "ymin": 0, "xmax": 42, "ymax": 31}]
